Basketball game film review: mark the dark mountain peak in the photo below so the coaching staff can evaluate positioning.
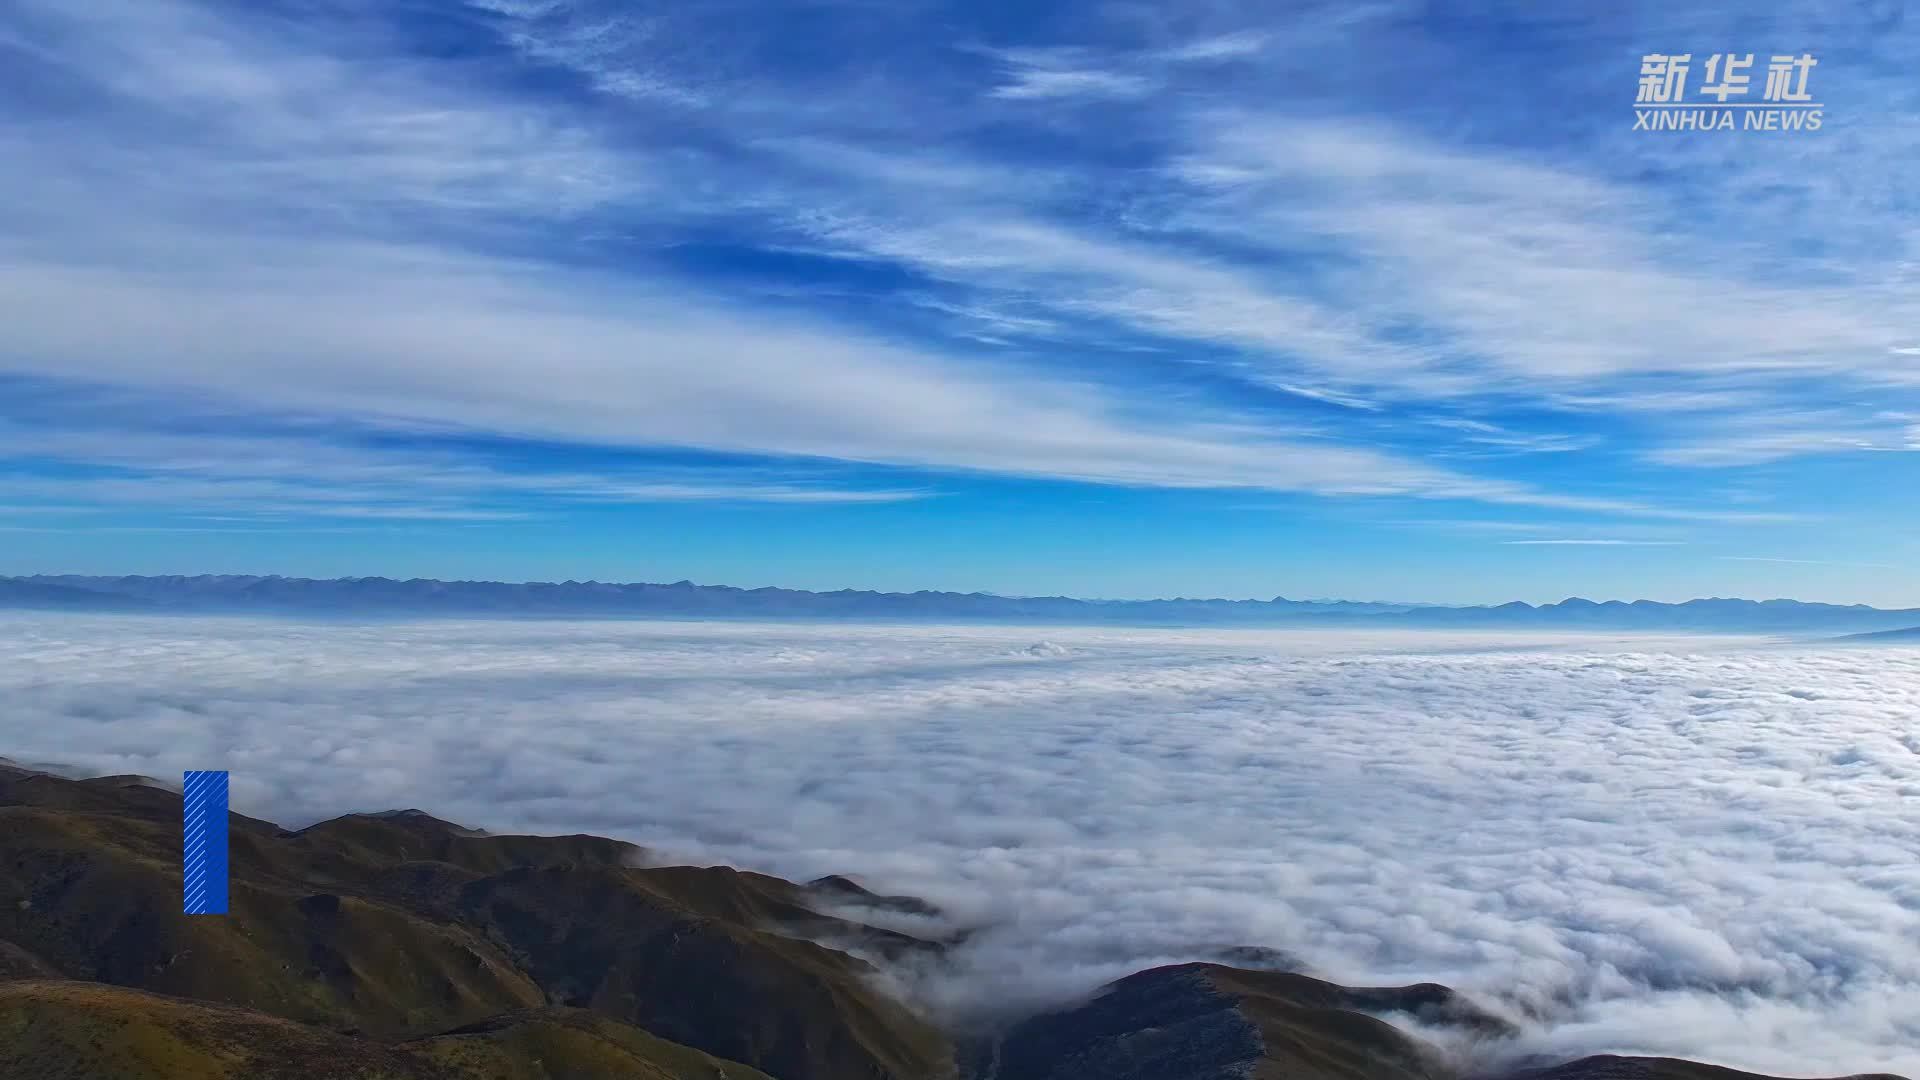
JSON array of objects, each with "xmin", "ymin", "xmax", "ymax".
[
  {"xmin": 1507, "ymin": 1054, "xmax": 1911, "ymax": 1080},
  {"xmin": 989, "ymin": 960, "xmax": 1499, "ymax": 1080},
  {"xmin": 303, "ymin": 808, "xmax": 477, "ymax": 834},
  {"xmin": 79, "ymin": 773, "xmax": 176, "ymax": 792},
  {"xmin": 804, "ymin": 874, "xmax": 943, "ymax": 918},
  {"xmin": 806, "ymin": 873, "xmax": 868, "ymax": 892}
]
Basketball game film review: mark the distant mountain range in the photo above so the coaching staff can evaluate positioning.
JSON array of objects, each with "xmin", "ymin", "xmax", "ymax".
[
  {"xmin": 4, "ymin": 573, "xmax": 1919, "ymax": 634},
  {"xmin": 2, "ymin": 759, "xmax": 1906, "ymax": 1080}
]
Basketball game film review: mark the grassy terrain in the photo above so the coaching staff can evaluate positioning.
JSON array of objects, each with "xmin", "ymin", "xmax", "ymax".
[
  {"xmin": 0, "ymin": 763, "xmax": 952, "ymax": 1080},
  {"xmin": 0, "ymin": 980, "xmax": 778, "ymax": 1079}
]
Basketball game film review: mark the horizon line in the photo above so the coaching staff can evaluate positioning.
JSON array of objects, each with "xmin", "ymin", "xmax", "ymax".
[{"xmin": 7, "ymin": 571, "xmax": 1910, "ymax": 614}]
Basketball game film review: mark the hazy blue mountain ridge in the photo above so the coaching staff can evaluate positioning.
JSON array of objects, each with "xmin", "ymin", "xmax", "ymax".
[{"xmin": 5, "ymin": 575, "xmax": 1917, "ymax": 632}]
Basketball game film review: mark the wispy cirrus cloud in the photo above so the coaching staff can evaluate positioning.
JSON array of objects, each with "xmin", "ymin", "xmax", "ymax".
[
  {"xmin": 0, "ymin": 0, "xmax": 1652, "ymax": 518},
  {"xmin": 0, "ymin": 419, "xmax": 932, "ymax": 521},
  {"xmin": 1718, "ymin": 556, "xmax": 1900, "ymax": 570},
  {"xmin": 1503, "ymin": 539, "xmax": 1687, "ymax": 546},
  {"xmin": 986, "ymin": 49, "xmax": 1155, "ymax": 101},
  {"xmin": 1157, "ymin": 117, "xmax": 1918, "ymax": 399},
  {"xmin": 1, "ymin": 0, "xmax": 1914, "ymax": 547},
  {"xmin": 1645, "ymin": 411, "xmax": 1920, "ymax": 467}
]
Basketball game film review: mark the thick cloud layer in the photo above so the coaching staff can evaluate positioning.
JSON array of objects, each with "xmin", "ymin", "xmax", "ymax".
[{"xmin": 2, "ymin": 614, "xmax": 1916, "ymax": 1074}]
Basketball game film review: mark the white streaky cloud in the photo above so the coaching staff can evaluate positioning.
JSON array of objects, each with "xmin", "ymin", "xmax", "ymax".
[
  {"xmin": 0, "ymin": 0, "xmax": 1712, "ymax": 515},
  {"xmin": 6, "ymin": 0, "xmax": 1917, "ymax": 504},
  {"xmin": 4, "ymin": 0, "xmax": 1915, "ymax": 510},
  {"xmin": 1, "ymin": 614, "xmax": 1915, "ymax": 1076},
  {"xmin": 746, "ymin": 108, "xmax": 1920, "ymax": 414},
  {"xmin": 1, "ymin": 0, "xmax": 639, "ymax": 219},
  {"xmin": 981, "ymin": 45, "xmax": 1167, "ymax": 101},
  {"xmin": 775, "ymin": 208, "xmax": 1435, "ymax": 385},
  {"xmin": 1548, "ymin": 389, "xmax": 1769, "ymax": 414},
  {"xmin": 1425, "ymin": 418, "xmax": 1600, "ymax": 454},
  {"xmin": 1501, "ymin": 540, "xmax": 1686, "ymax": 546},
  {"xmin": 0, "ymin": 425, "xmax": 929, "ymax": 516},
  {"xmin": 463, "ymin": 0, "xmax": 708, "ymax": 107},
  {"xmin": 1155, "ymin": 31, "xmax": 1270, "ymax": 62},
  {"xmin": 0, "ymin": 238, "xmax": 1754, "ymax": 514},
  {"xmin": 1388, "ymin": 519, "xmax": 1566, "ymax": 535},
  {"xmin": 1718, "ymin": 556, "xmax": 1902, "ymax": 570},
  {"xmin": 755, "ymin": 117, "xmax": 1920, "ymax": 425},
  {"xmin": 0, "ymin": 522, "xmax": 472, "ymax": 533},
  {"xmin": 1648, "ymin": 423, "xmax": 1920, "ymax": 467},
  {"xmin": 1164, "ymin": 119, "xmax": 1919, "ymax": 392},
  {"xmin": 990, "ymin": 66, "xmax": 1155, "ymax": 101},
  {"xmin": 1274, "ymin": 384, "xmax": 1383, "ymax": 411}
]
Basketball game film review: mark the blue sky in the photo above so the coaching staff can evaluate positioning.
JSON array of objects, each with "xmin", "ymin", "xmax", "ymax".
[{"xmin": 0, "ymin": 0, "xmax": 1916, "ymax": 605}]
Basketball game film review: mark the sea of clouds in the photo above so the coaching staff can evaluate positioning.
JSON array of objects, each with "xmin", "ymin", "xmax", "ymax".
[{"xmin": 2, "ymin": 613, "xmax": 1916, "ymax": 1075}]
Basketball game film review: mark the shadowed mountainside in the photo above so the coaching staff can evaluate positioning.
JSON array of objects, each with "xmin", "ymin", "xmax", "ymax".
[
  {"xmin": 0, "ymin": 981, "xmax": 781, "ymax": 1080},
  {"xmin": 0, "ymin": 760, "xmax": 1907, "ymax": 1080}
]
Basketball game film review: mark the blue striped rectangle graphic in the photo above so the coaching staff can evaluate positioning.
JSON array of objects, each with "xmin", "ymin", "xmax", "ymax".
[{"xmin": 182, "ymin": 770, "xmax": 229, "ymax": 915}]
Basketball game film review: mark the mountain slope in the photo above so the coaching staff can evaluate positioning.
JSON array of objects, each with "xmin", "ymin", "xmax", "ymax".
[
  {"xmin": 0, "ymin": 761, "xmax": 1906, "ymax": 1080},
  {"xmin": 1837, "ymin": 625, "xmax": 1920, "ymax": 642},
  {"xmin": 0, "ymin": 761, "xmax": 955, "ymax": 1080},
  {"xmin": 0, "ymin": 981, "xmax": 778, "ymax": 1080},
  {"xmin": 988, "ymin": 962, "xmax": 1509, "ymax": 1080},
  {"xmin": 1509, "ymin": 1057, "xmax": 1908, "ymax": 1080},
  {"xmin": 987, "ymin": 964, "xmax": 1906, "ymax": 1080},
  {"xmin": 0, "ymin": 578, "xmax": 147, "ymax": 612}
]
